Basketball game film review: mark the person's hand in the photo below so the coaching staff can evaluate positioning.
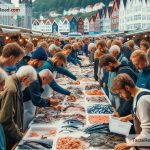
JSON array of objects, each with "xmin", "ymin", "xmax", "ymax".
[
  {"xmin": 69, "ymin": 93, "xmax": 76, "ymax": 100},
  {"xmin": 113, "ymin": 112, "xmax": 120, "ymax": 118},
  {"xmin": 120, "ymin": 116, "xmax": 130, "ymax": 122},
  {"xmin": 74, "ymin": 80, "xmax": 80, "ymax": 85},
  {"xmin": 50, "ymin": 98, "xmax": 60, "ymax": 106},
  {"xmin": 57, "ymin": 105, "xmax": 63, "ymax": 111},
  {"xmin": 115, "ymin": 143, "xmax": 129, "ymax": 150}
]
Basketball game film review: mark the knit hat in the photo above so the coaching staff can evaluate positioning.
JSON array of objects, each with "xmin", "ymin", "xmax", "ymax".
[{"xmin": 32, "ymin": 47, "xmax": 47, "ymax": 61}]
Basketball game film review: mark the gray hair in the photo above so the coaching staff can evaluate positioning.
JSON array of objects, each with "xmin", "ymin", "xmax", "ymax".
[
  {"xmin": 48, "ymin": 44, "xmax": 57, "ymax": 52},
  {"xmin": 88, "ymin": 43, "xmax": 96, "ymax": 51},
  {"xmin": 0, "ymin": 68, "xmax": 8, "ymax": 83},
  {"xmin": 39, "ymin": 69, "xmax": 53, "ymax": 80},
  {"xmin": 16, "ymin": 65, "xmax": 37, "ymax": 81},
  {"xmin": 109, "ymin": 45, "xmax": 120, "ymax": 54}
]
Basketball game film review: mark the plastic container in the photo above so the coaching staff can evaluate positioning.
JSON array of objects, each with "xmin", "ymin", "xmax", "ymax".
[{"xmin": 109, "ymin": 116, "xmax": 132, "ymax": 136}]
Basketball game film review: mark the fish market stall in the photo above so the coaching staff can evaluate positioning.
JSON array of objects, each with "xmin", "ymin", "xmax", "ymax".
[{"xmin": 14, "ymin": 58, "xmax": 131, "ymax": 150}]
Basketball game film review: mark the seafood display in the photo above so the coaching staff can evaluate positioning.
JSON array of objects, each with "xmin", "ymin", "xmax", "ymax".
[
  {"xmin": 63, "ymin": 105, "xmax": 85, "ymax": 114},
  {"xmin": 17, "ymin": 139, "xmax": 53, "ymax": 149},
  {"xmin": 66, "ymin": 86, "xmax": 85, "ymax": 99},
  {"xmin": 84, "ymin": 123, "xmax": 109, "ymax": 134},
  {"xmin": 60, "ymin": 113, "xmax": 86, "ymax": 122},
  {"xmin": 87, "ymin": 104, "xmax": 113, "ymax": 114},
  {"xmin": 15, "ymin": 66, "xmax": 125, "ymax": 150},
  {"xmin": 85, "ymin": 84, "xmax": 100, "ymax": 90},
  {"xmin": 80, "ymin": 132, "xmax": 125, "ymax": 149},
  {"xmin": 87, "ymin": 115, "xmax": 110, "ymax": 125},
  {"xmin": 27, "ymin": 128, "xmax": 57, "ymax": 138},
  {"xmin": 86, "ymin": 96, "xmax": 109, "ymax": 103},
  {"xmin": 79, "ymin": 77, "xmax": 95, "ymax": 83},
  {"xmin": 85, "ymin": 89, "xmax": 104, "ymax": 96},
  {"xmin": 56, "ymin": 137, "xmax": 87, "ymax": 149}
]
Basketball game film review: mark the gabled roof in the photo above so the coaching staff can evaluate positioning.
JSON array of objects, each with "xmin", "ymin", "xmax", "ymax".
[
  {"xmin": 89, "ymin": 16, "xmax": 96, "ymax": 22},
  {"xmin": 111, "ymin": 0, "xmax": 120, "ymax": 14},
  {"xmin": 123, "ymin": 0, "xmax": 128, "ymax": 7},
  {"xmin": 77, "ymin": 17, "xmax": 84, "ymax": 22},
  {"xmin": 65, "ymin": 16, "xmax": 73, "ymax": 22},
  {"xmin": 98, "ymin": 9, "xmax": 103, "ymax": 18},
  {"xmin": 70, "ymin": 16, "xmax": 77, "ymax": 22},
  {"xmin": 108, "ymin": 6, "xmax": 112, "ymax": 17},
  {"xmin": 102, "ymin": 7, "xmax": 107, "ymax": 17}
]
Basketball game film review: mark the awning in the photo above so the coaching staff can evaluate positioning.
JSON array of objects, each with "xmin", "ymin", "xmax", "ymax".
[
  {"xmin": 32, "ymin": 31, "xmax": 43, "ymax": 36},
  {"xmin": 1, "ymin": 28, "xmax": 21, "ymax": 34}
]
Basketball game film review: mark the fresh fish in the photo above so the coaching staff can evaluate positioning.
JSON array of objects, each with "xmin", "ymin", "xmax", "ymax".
[
  {"xmin": 84, "ymin": 123, "xmax": 109, "ymax": 133},
  {"xmin": 87, "ymin": 104, "xmax": 113, "ymax": 114},
  {"xmin": 22, "ymin": 142, "xmax": 42, "ymax": 149},
  {"xmin": 24, "ymin": 139, "xmax": 53, "ymax": 149},
  {"xmin": 62, "ymin": 125, "xmax": 79, "ymax": 129},
  {"xmin": 63, "ymin": 119, "xmax": 85, "ymax": 127}
]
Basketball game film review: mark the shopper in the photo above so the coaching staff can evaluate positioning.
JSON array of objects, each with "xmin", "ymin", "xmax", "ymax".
[
  {"xmin": 0, "ymin": 43, "xmax": 24, "ymax": 68},
  {"xmin": 111, "ymin": 74, "xmax": 150, "ymax": 150},
  {"xmin": 0, "ymin": 65, "xmax": 37, "ymax": 149},
  {"xmin": 100, "ymin": 54, "xmax": 137, "ymax": 117},
  {"xmin": 140, "ymin": 40, "xmax": 150, "ymax": 63},
  {"xmin": 23, "ymin": 69, "xmax": 60, "ymax": 130},
  {"xmin": 0, "ymin": 69, "xmax": 8, "ymax": 150},
  {"xmin": 112, "ymin": 39, "xmax": 131, "ymax": 61},
  {"xmin": 83, "ymin": 38, "xmax": 91, "ymax": 56},
  {"xmin": 131, "ymin": 50, "xmax": 150, "ymax": 90},
  {"xmin": 63, "ymin": 44, "xmax": 81, "ymax": 66},
  {"xmin": 24, "ymin": 42, "xmax": 34, "ymax": 57},
  {"xmin": 88, "ymin": 43, "xmax": 96, "ymax": 64},
  {"xmin": 94, "ymin": 40, "xmax": 107, "ymax": 81},
  {"xmin": 109, "ymin": 45, "xmax": 128, "ymax": 65}
]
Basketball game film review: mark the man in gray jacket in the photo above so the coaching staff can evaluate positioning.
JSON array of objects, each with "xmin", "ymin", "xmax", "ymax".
[{"xmin": 0, "ymin": 66, "xmax": 37, "ymax": 149}]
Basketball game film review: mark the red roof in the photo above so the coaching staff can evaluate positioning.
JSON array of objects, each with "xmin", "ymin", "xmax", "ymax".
[{"xmin": 65, "ymin": 16, "xmax": 73, "ymax": 22}]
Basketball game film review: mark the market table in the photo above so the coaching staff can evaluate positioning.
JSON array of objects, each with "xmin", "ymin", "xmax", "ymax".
[{"xmin": 14, "ymin": 58, "xmax": 127, "ymax": 150}]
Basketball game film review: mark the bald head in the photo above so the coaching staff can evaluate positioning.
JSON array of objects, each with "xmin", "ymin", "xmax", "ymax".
[{"xmin": 39, "ymin": 69, "xmax": 53, "ymax": 85}]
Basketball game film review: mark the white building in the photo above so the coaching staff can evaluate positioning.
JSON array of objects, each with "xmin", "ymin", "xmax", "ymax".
[
  {"xmin": 32, "ymin": 17, "xmax": 52, "ymax": 33},
  {"xmin": 119, "ymin": 0, "xmax": 150, "ymax": 31},
  {"xmin": 84, "ymin": 17, "xmax": 89, "ymax": 33},
  {"xmin": 62, "ymin": 17, "xmax": 70, "ymax": 33},
  {"xmin": 103, "ymin": 8, "xmax": 111, "ymax": 32}
]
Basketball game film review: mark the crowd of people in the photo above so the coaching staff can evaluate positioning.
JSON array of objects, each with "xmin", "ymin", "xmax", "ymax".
[{"xmin": 0, "ymin": 35, "xmax": 150, "ymax": 150}]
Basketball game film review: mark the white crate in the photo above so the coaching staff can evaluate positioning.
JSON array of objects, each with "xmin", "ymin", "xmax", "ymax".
[{"xmin": 109, "ymin": 116, "xmax": 132, "ymax": 136}]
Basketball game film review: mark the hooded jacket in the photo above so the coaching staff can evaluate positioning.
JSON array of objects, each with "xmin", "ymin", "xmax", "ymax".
[{"xmin": 136, "ymin": 66, "xmax": 150, "ymax": 90}]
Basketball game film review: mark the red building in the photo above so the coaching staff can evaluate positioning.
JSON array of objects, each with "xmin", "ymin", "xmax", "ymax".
[
  {"xmin": 77, "ymin": 17, "xmax": 84, "ymax": 34},
  {"xmin": 89, "ymin": 16, "xmax": 96, "ymax": 33},
  {"xmin": 94, "ymin": 11, "xmax": 100, "ymax": 32},
  {"xmin": 111, "ymin": 0, "xmax": 120, "ymax": 32}
]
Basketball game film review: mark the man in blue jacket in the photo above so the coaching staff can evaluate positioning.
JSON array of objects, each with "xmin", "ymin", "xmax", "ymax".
[
  {"xmin": 131, "ymin": 50, "xmax": 150, "ymax": 90},
  {"xmin": 37, "ymin": 52, "xmax": 79, "ymax": 84},
  {"xmin": 63, "ymin": 44, "xmax": 81, "ymax": 66}
]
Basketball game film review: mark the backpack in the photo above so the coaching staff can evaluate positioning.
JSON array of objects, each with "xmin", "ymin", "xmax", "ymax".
[{"xmin": 133, "ymin": 91, "xmax": 150, "ymax": 117}]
